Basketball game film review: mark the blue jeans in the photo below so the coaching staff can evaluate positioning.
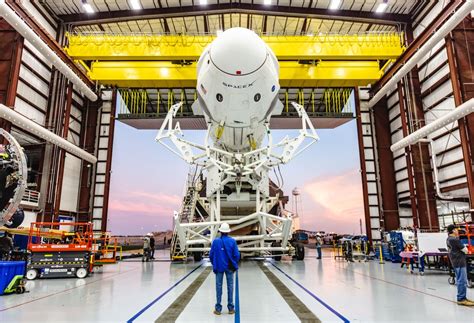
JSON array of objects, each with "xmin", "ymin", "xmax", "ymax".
[
  {"xmin": 316, "ymin": 246, "xmax": 322, "ymax": 259},
  {"xmin": 215, "ymin": 270, "xmax": 234, "ymax": 312},
  {"xmin": 454, "ymin": 267, "xmax": 467, "ymax": 301}
]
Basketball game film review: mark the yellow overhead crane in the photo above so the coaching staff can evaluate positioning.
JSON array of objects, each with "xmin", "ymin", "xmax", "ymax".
[
  {"xmin": 65, "ymin": 33, "xmax": 404, "ymax": 61},
  {"xmin": 88, "ymin": 61, "xmax": 383, "ymax": 88},
  {"xmin": 65, "ymin": 33, "xmax": 404, "ymax": 88}
]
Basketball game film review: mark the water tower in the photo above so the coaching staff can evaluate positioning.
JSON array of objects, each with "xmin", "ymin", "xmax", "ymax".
[{"xmin": 291, "ymin": 187, "xmax": 302, "ymax": 231}]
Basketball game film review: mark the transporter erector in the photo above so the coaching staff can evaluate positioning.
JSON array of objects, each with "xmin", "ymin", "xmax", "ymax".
[{"xmin": 156, "ymin": 28, "xmax": 319, "ymax": 260}]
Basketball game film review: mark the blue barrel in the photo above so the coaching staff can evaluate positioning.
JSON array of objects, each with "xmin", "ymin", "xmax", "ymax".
[{"xmin": 0, "ymin": 261, "xmax": 26, "ymax": 295}]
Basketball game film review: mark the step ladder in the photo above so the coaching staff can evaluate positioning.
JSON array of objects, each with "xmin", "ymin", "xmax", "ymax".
[{"xmin": 170, "ymin": 170, "xmax": 200, "ymax": 260}]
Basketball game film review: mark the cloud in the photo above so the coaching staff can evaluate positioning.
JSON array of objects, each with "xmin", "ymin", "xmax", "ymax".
[
  {"xmin": 300, "ymin": 169, "xmax": 365, "ymax": 233},
  {"xmin": 108, "ymin": 191, "xmax": 182, "ymax": 234},
  {"xmin": 108, "ymin": 171, "xmax": 365, "ymax": 235},
  {"xmin": 109, "ymin": 191, "xmax": 181, "ymax": 214},
  {"xmin": 130, "ymin": 191, "xmax": 182, "ymax": 205}
]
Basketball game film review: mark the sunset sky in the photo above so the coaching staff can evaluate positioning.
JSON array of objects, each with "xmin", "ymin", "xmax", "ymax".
[{"xmin": 108, "ymin": 120, "xmax": 365, "ymax": 235}]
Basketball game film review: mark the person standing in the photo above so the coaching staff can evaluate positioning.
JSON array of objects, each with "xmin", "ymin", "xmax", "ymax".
[
  {"xmin": 446, "ymin": 224, "xmax": 473, "ymax": 306},
  {"xmin": 316, "ymin": 234, "xmax": 322, "ymax": 259},
  {"xmin": 0, "ymin": 231, "xmax": 13, "ymax": 260},
  {"xmin": 149, "ymin": 234, "xmax": 155, "ymax": 259},
  {"xmin": 142, "ymin": 234, "xmax": 151, "ymax": 262},
  {"xmin": 209, "ymin": 223, "xmax": 240, "ymax": 315}
]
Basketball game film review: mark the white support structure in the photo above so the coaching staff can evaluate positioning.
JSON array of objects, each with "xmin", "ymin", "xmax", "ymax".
[
  {"xmin": 391, "ymin": 98, "xmax": 474, "ymax": 152},
  {"xmin": 0, "ymin": 0, "xmax": 98, "ymax": 101},
  {"xmin": 0, "ymin": 104, "xmax": 97, "ymax": 164},
  {"xmin": 157, "ymin": 101, "xmax": 318, "ymax": 257},
  {"xmin": 368, "ymin": 0, "xmax": 474, "ymax": 109}
]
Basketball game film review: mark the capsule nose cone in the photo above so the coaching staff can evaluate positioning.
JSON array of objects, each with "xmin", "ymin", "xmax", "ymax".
[{"xmin": 210, "ymin": 27, "xmax": 268, "ymax": 76}]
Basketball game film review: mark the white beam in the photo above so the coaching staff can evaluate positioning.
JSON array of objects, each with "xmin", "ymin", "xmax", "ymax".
[
  {"xmin": 0, "ymin": 104, "xmax": 97, "ymax": 164},
  {"xmin": 391, "ymin": 98, "xmax": 474, "ymax": 152},
  {"xmin": 369, "ymin": 0, "xmax": 474, "ymax": 108},
  {"xmin": 0, "ymin": 0, "xmax": 98, "ymax": 102}
]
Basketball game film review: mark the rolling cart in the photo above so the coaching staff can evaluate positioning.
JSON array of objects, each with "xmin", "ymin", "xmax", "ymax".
[
  {"xmin": 26, "ymin": 222, "xmax": 94, "ymax": 280},
  {"xmin": 0, "ymin": 261, "xmax": 26, "ymax": 295},
  {"xmin": 448, "ymin": 254, "xmax": 474, "ymax": 288}
]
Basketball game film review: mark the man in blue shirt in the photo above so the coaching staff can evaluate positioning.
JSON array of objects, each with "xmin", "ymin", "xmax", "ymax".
[
  {"xmin": 209, "ymin": 222, "xmax": 240, "ymax": 315},
  {"xmin": 446, "ymin": 224, "xmax": 473, "ymax": 306}
]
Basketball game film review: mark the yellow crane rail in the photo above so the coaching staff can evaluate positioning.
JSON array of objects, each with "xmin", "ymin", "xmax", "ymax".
[
  {"xmin": 89, "ymin": 61, "xmax": 382, "ymax": 88},
  {"xmin": 66, "ymin": 33, "xmax": 404, "ymax": 61}
]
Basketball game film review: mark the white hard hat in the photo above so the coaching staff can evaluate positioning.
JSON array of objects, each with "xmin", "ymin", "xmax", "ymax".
[
  {"xmin": 218, "ymin": 223, "xmax": 231, "ymax": 233},
  {"xmin": 147, "ymin": 233, "xmax": 153, "ymax": 236}
]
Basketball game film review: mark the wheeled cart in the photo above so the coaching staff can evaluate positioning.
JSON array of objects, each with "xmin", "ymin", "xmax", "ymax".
[
  {"xmin": 0, "ymin": 261, "xmax": 26, "ymax": 295},
  {"xmin": 448, "ymin": 255, "xmax": 474, "ymax": 288},
  {"xmin": 26, "ymin": 222, "xmax": 94, "ymax": 280},
  {"xmin": 26, "ymin": 251, "xmax": 92, "ymax": 280}
]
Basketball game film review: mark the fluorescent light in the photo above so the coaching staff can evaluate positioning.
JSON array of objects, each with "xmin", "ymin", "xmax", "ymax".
[
  {"xmin": 129, "ymin": 0, "xmax": 141, "ymax": 10},
  {"xmin": 82, "ymin": 1, "xmax": 94, "ymax": 14},
  {"xmin": 376, "ymin": 2, "xmax": 388, "ymax": 13},
  {"xmin": 329, "ymin": 0, "xmax": 341, "ymax": 10},
  {"xmin": 264, "ymin": 0, "xmax": 272, "ymax": 5},
  {"xmin": 160, "ymin": 67, "xmax": 169, "ymax": 77},
  {"xmin": 200, "ymin": 0, "xmax": 207, "ymax": 4}
]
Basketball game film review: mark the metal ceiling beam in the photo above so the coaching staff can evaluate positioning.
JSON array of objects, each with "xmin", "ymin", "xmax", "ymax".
[
  {"xmin": 65, "ymin": 33, "xmax": 404, "ymax": 61},
  {"xmin": 87, "ymin": 61, "xmax": 382, "ymax": 88},
  {"xmin": 56, "ymin": 3, "xmax": 411, "ymax": 26},
  {"xmin": 371, "ymin": 0, "xmax": 464, "ymax": 96}
]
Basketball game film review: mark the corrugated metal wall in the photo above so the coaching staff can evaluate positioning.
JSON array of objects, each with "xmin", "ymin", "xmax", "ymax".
[{"xmin": 359, "ymin": 2, "xmax": 473, "ymax": 238}]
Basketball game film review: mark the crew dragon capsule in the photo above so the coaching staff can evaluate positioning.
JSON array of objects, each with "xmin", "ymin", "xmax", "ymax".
[{"xmin": 192, "ymin": 27, "xmax": 283, "ymax": 152}]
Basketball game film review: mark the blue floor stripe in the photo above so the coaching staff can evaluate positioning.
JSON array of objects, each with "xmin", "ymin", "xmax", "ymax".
[
  {"xmin": 127, "ymin": 264, "xmax": 203, "ymax": 322},
  {"xmin": 234, "ymin": 270, "xmax": 240, "ymax": 323},
  {"xmin": 270, "ymin": 263, "xmax": 350, "ymax": 323}
]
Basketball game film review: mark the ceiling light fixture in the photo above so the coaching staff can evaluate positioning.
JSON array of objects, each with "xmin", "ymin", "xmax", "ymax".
[
  {"xmin": 200, "ymin": 0, "xmax": 207, "ymax": 5},
  {"xmin": 82, "ymin": 0, "xmax": 94, "ymax": 14},
  {"xmin": 376, "ymin": 1, "xmax": 388, "ymax": 13},
  {"xmin": 329, "ymin": 0, "xmax": 341, "ymax": 10},
  {"xmin": 264, "ymin": 0, "xmax": 272, "ymax": 5},
  {"xmin": 129, "ymin": 0, "xmax": 142, "ymax": 10}
]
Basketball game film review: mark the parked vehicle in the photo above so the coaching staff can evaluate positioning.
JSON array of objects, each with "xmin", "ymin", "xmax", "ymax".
[{"xmin": 323, "ymin": 233, "xmax": 337, "ymax": 245}]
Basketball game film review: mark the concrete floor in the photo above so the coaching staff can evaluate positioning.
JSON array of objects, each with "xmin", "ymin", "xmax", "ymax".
[{"xmin": 1, "ymin": 249, "xmax": 473, "ymax": 322}]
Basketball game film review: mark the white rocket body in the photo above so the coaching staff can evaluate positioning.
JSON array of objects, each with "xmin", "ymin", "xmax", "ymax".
[{"xmin": 193, "ymin": 28, "xmax": 282, "ymax": 152}]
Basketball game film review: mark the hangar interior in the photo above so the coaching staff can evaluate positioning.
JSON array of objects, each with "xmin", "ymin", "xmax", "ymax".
[{"xmin": 0, "ymin": 0, "xmax": 474, "ymax": 322}]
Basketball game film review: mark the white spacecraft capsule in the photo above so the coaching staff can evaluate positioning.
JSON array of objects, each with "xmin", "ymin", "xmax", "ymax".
[{"xmin": 193, "ymin": 27, "xmax": 283, "ymax": 152}]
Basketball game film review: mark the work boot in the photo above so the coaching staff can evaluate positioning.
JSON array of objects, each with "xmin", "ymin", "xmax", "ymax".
[
  {"xmin": 228, "ymin": 310, "xmax": 235, "ymax": 315},
  {"xmin": 457, "ymin": 299, "xmax": 474, "ymax": 306},
  {"xmin": 213, "ymin": 310, "xmax": 221, "ymax": 315}
]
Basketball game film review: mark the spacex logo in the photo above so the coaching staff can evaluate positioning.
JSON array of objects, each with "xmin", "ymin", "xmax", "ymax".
[{"xmin": 222, "ymin": 80, "xmax": 256, "ymax": 89}]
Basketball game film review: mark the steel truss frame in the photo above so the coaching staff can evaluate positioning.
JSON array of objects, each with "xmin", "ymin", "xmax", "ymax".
[{"xmin": 156, "ymin": 101, "xmax": 318, "ymax": 256}]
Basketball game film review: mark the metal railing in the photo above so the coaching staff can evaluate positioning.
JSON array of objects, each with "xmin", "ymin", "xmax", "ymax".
[{"xmin": 117, "ymin": 88, "xmax": 355, "ymax": 119}]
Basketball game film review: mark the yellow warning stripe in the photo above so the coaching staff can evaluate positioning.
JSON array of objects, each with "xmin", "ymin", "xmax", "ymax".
[{"xmin": 32, "ymin": 261, "xmax": 85, "ymax": 265}]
